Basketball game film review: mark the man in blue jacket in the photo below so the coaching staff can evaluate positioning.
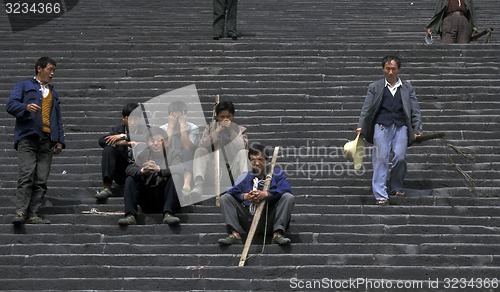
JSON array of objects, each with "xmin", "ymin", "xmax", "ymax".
[
  {"xmin": 357, "ymin": 56, "xmax": 422, "ymax": 206},
  {"xmin": 6, "ymin": 57, "xmax": 65, "ymax": 225},
  {"xmin": 218, "ymin": 143, "xmax": 294, "ymax": 246}
]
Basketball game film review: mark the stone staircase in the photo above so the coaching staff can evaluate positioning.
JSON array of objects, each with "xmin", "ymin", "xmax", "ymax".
[{"xmin": 0, "ymin": 0, "xmax": 499, "ymax": 290}]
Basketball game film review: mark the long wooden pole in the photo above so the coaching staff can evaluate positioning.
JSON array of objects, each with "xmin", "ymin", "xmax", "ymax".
[
  {"xmin": 213, "ymin": 95, "xmax": 221, "ymax": 207},
  {"xmin": 238, "ymin": 146, "xmax": 280, "ymax": 267}
]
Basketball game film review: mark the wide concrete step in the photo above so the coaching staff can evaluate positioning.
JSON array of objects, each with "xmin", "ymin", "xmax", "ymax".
[
  {"xmin": 1, "ymin": 266, "xmax": 500, "ymax": 291},
  {"xmin": 1, "ymin": 253, "xmax": 498, "ymax": 267}
]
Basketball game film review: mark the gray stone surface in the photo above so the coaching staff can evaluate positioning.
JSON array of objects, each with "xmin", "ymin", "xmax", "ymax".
[{"xmin": 0, "ymin": 0, "xmax": 499, "ymax": 290}]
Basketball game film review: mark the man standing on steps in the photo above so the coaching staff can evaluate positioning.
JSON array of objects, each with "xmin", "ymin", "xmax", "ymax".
[
  {"xmin": 213, "ymin": 0, "xmax": 238, "ymax": 40},
  {"xmin": 356, "ymin": 55, "xmax": 422, "ymax": 206},
  {"xmin": 426, "ymin": 0, "xmax": 478, "ymax": 43},
  {"xmin": 96, "ymin": 102, "xmax": 139, "ymax": 201},
  {"xmin": 6, "ymin": 57, "xmax": 65, "ymax": 225},
  {"xmin": 218, "ymin": 143, "xmax": 294, "ymax": 246}
]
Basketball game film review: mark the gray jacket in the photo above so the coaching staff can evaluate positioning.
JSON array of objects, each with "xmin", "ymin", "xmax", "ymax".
[{"xmin": 358, "ymin": 78, "xmax": 423, "ymax": 145}]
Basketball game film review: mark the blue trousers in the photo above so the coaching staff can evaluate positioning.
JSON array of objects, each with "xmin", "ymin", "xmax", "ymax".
[{"xmin": 372, "ymin": 124, "xmax": 408, "ymax": 200}]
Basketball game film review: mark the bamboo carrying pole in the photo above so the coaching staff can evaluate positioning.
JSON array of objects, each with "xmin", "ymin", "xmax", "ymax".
[{"xmin": 238, "ymin": 146, "xmax": 280, "ymax": 267}]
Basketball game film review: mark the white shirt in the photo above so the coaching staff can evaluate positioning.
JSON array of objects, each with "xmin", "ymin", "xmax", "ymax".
[
  {"xmin": 34, "ymin": 77, "xmax": 50, "ymax": 98},
  {"xmin": 385, "ymin": 78, "xmax": 402, "ymax": 97}
]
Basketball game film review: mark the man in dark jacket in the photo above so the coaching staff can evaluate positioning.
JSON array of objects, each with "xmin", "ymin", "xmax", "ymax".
[
  {"xmin": 117, "ymin": 127, "xmax": 183, "ymax": 226},
  {"xmin": 96, "ymin": 103, "xmax": 139, "ymax": 200},
  {"xmin": 426, "ymin": 0, "xmax": 478, "ymax": 43},
  {"xmin": 6, "ymin": 57, "xmax": 65, "ymax": 225},
  {"xmin": 356, "ymin": 56, "xmax": 422, "ymax": 205}
]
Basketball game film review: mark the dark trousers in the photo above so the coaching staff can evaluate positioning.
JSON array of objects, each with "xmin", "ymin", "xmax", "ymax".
[
  {"xmin": 123, "ymin": 174, "xmax": 181, "ymax": 216},
  {"xmin": 442, "ymin": 13, "xmax": 472, "ymax": 43},
  {"xmin": 213, "ymin": 0, "xmax": 238, "ymax": 37},
  {"xmin": 101, "ymin": 145, "xmax": 128, "ymax": 186},
  {"xmin": 219, "ymin": 193, "xmax": 295, "ymax": 235},
  {"xmin": 15, "ymin": 134, "xmax": 53, "ymax": 215}
]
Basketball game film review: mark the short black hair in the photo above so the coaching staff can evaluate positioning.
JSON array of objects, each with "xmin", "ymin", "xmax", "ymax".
[
  {"xmin": 168, "ymin": 100, "xmax": 188, "ymax": 114},
  {"xmin": 382, "ymin": 55, "xmax": 401, "ymax": 69},
  {"xmin": 215, "ymin": 100, "xmax": 235, "ymax": 116},
  {"xmin": 146, "ymin": 126, "xmax": 168, "ymax": 141},
  {"xmin": 248, "ymin": 142, "xmax": 269, "ymax": 159},
  {"xmin": 122, "ymin": 102, "xmax": 139, "ymax": 117},
  {"xmin": 35, "ymin": 56, "xmax": 56, "ymax": 75}
]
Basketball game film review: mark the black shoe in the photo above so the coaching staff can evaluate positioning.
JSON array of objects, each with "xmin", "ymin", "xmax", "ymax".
[
  {"xmin": 163, "ymin": 213, "xmax": 180, "ymax": 225},
  {"xmin": 272, "ymin": 234, "xmax": 291, "ymax": 245},
  {"xmin": 213, "ymin": 36, "xmax": 221, "ymax": 40},
  {"xmin": 95, "ymin": 188, "xmax": 112, "ymax": 200},
  {"xmin": 390, "ymin": 191, "xmax": 405, "ymax": 197},
  {"xmin": 12, "ymin": 211, "xmax": 26, "ymax": 225},
  {"xmin": 230, "ymin": 34, "xmax": 238, "ymax": 40},
  {"xmin": 118, "ymin": 214, "xmax": 137, "ymax": 226},
  {"xmin": 26, "ymin": 215, "xmax": 50, "ymax": 224},
  {"xmin": 218, "ymin": 234, "xmax": 242, "ymax": 246}
]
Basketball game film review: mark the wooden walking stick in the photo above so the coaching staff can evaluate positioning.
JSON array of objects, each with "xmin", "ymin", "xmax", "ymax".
[
  {"xmin": 213, "ymin": 95, "xmax": 221, "ymax": 207},
  {"xmin": 238, "ymin": 146, "xmax": 280, "ymax": 267}
]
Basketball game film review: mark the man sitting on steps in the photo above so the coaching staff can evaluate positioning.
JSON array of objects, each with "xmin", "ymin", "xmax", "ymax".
[
  {"xmin": 189, "ymin": 100, "xmax": 249, "ymax": 198},
  {"xmin": 218, "ymin": 143, "xmax": 294, "ymax": 246},
  {"xmin": 117, "ymin": 127, "xmax": 183, "ymax": 226},
  {"xmin": 96, "ymin": 102, "xmax": 139, "ymax": 201}
]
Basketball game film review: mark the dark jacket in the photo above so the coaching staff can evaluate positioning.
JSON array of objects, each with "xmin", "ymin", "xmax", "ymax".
[
  {"xmin": 426, "ymin": 0, "xmax": 477, "ymax": 36},
  {"xmin": 99, "ymin": 124, "xmax": 129, "ymax": 159},
  {"xmin": 358, "ymin": 78, "xmax": 423, "ymax": 146},
  {"xmin": 6, "ymin": 78, "xmax": 65, "ymax": 149},
  {"xmin": 125, "ymin": 147, "xmax": 182, "ymax": 187}
]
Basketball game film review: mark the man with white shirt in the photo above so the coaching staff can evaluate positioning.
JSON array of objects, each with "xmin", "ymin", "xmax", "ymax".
[
  {"xmin": 356, "ymin": 56, "xmax": 422, "ymax": 205},
  {"xmin": 6, "ymin": 57, "xmax": 65, "ymax": 224}
]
